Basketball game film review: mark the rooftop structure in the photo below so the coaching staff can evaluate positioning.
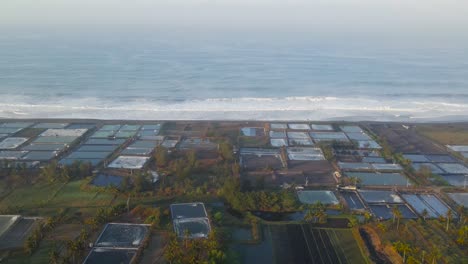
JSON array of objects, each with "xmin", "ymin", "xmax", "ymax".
[
  {"xmin": 107, "ymin": 156, "xmax": 150, "ymax": 169},
  {"xmin": 170, "ymin": 203, "xmax": 211, "ymax": 239}
]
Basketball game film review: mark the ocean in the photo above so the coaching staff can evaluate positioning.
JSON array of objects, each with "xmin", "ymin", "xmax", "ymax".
[{"xmin": 1, "ymin": 29, "xmax": 467, "ymax": 121}]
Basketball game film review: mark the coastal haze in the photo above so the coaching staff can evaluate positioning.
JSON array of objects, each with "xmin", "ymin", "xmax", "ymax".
[{"xmin": 1, "ymin": 0, "xmax": 468, "ymax": 121}]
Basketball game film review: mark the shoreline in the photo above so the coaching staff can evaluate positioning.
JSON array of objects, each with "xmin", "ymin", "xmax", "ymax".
[{"xmin": 1, "ymin": 117, "xmax": 468, "ymax": 125}]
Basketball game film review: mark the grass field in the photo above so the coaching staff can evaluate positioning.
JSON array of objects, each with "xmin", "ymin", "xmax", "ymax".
[
  {"xmin": 233, "ymin": 224, "xmax": 369, "ymax": 264},
  {"xmin": 47, "ymin": 180, "xmax": 114, "ymax": 208},
  {"xmin": 5, "ymin": 240, "xmax": 56, "ymax": 264},
  {"xmin": 416, "ymin": 125, "xmax": 468, "ymax": 145},
  {"xmin": 269, "ymin": 225, "xmax": 369, "ymax": 264},
  {"xmin": 239, "ymin": 136, "xmax": 270, "ymax": 148},
  {"xmin": 0, "ymin": 180, "xmax": 117, "ymax": 212},
  {"xmin": 0, "ymin": 183, "xmax": 63, "ymax": 211}
]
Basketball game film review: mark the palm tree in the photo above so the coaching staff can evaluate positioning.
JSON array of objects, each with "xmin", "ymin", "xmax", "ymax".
[
  {"xmin": 364, "ymin": 211, "xmax": 372, "ymax": 223},
  {"xmin": 349, "ymin": 176, "xmax": 362, "ymax": 187},
  {"xmin": 445, "ymin": 209, "xmax": 453, "ymax": 232},
  {"xmin": 49, "ymin": 245, "xmax": 60, "ymax": 264},
  {"xmin": 428, "ymin": 246, "xmax": 441, "ymax": 264},
  {"xmin": 421, "ymin": 208, "xmax": 429, "ymax": 221},
  {"xmin": 394, "ymin": 241, "xmax": 411, "ymax": 263},
  {"xmin": 456, "ymin": 205, "xmax": 465, "ymax": 226},
  {"xmin": 392, "ymin": 206, "xmax": 403, "ymax": 230},
  {"xmin": 348, "ymin": 216, "xmax": 358, "ymax": 228},
  {"xmin": 400, "ymin": 242, "xmax": 411, "ymax": 263}
]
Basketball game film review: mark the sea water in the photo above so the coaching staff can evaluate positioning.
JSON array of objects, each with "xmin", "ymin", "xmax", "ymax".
[{"xmin": 1, "ymin": 29, "xmax": 467, "ymax": 121}]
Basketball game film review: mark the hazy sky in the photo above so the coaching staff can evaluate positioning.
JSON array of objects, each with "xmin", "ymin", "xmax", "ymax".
[
  {"xmin": 0, "ymin": 0, "xmax": 468, "ymax": 26},
  {"xmin": 2, "ymin": 0, "xmax": 468, "ymax": 32}
]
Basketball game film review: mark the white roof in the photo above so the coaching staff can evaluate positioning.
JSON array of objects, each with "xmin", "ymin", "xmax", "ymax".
[
  {"xmin": 40, "ymin": 128, "xmax": 88, "ymax": 137},
  {"xmin": 107, "ymin": 155, "xmax": 149, "ymax": 169},
  {"xmin": 0, "ymin": 137, "xmax": 29, "ymax": 149}
]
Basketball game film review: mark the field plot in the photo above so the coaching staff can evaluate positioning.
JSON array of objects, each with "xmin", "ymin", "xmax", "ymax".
[
  {"xmin": 269, "ymin": 130, "xmax": 286, "ymax": 138},
  {"xmin": 311, "ymin": 124, "xmax": 334, "ymax": 131},
  {"xmin": 270, "ymin": 123, "xmax": 288, "ymax": 129},
  {"xmin": 22, "ymin": 150, "xmax": 57, "ymax": 161},
  {"xmin": 416, "ymin": 124, "xmax": 468, "ymax": 145},
  {"xmin": 0, "ymin": 122, "xmax": 34, "ymax": 128},
  {"xmin": 0, "ymin": 127, "xmax": 22, "ymax": 135},
  {"xmin": 91, "ymin": 174, "xmax": 125, "ymax": 188},
  {"xmin": 425, "ymin": 154, "xmax": 458, "ymax": 163},
  {"xmin": 178, "ymin": 138, "xmax": 216, "ymax": 150},
  {"xmin": 268, "ymin": 224, "xmax": 368, "ymax": 264},
  {"xmin": 338, "ymin": 162, "xmax": 372, "ymax": 171},
  {"xmin": 0, "ymin": 217, "xmax": 38, "ymax": 249},
  {"xmin": 173, "ymin": 218, "xmax": 211, "ymax": 238},
  {"xmin": 85, "ymin": 138, "xmax": 126, "ymax": 145},
  {"xmin": 369, "ymin": 124, "xmax": 444, "ymax": 154},
  {"xmin": 288, "ymin": 124, "xmax": 310, "ymax": 130},
  {"xmin": 40, "ymin": 128, "xmax": 88, "ymax": 137},
  {"xmin": 66, "ymin": 123, "xmax": 96, "ymax": 129},
  {"xmin": 84, "ymin": 248, "xmax": 137, "ymax": 264},
  {"xmin": 356, "ymin": 140, "xmax": 381, "ymax": 149},
  {"xmin": 0, "ymin": 215, "xmax": 19, "ymax": 236},
  {"xmin": 33, "ymin": 123, "xmax": 68, "ymax": 129},
  {"xmin": 412, "ymin": 163, "xmax": 444, "ymax": 174},
  {"xmin": 345, "ymin": 172, "xmax": 409, "ymax": 186},
  {"xmin": 231, "ymin": 226, "xmax": 274, "ymax": 264},
  {"xmin": 171, "ymin": 202, "xmax": 207, "ymax": 219},
  {"xmin": 310, "ymin": 132, "xmax": 349, "ymax": 142},
  {"xmin": 91, "ymin": 130, "xmax": 116, "ymax": 138},
  {"xmin": 107, "ymin": 156, "xmax": 149, "ymax": 169},
  {"xmin": 161, "ymin": 139, "xmax": 179, "ymax": 148},
  {"xmin": 101, "ymin": 124, "xmax": 122, "ymax": 131},
  {"xmin": 340, "ymin": 125, "xmax": 362, "ymax": 133},
  {"xmin": 371, "ymin": 163, "xmax": 402, "ymax": 171},
  {"xmin": 59, "ymin": 159, "xmax": 101, "ymax": 167},
  {"xmin": 368, "ymin": 204, "xmax": 417, "ymax": 219},
  {"xmin": 358, "ymin": 190, "xmax": 403, "ymax": 204},
  {"xmin": 362, "ymin": 157, "xmax": 386, "ymax": 163},
  {"xmin": 287, "ymin": 160, "xmax": 334, "ymax": 185},
  {"xmin": 297, "ymin": 190, "xmax": 339, "ymax": 205},
  {"xmin": 0, "ymin": 150, "xmax": 28, "ymax": 160},
  {"xmin": 0, "ymin": 183, "xmax": 62, "ymax": 210},
  {"xmin": 48, "ymin": 180, "xmax": 114, "ymax": 208},
  {"xmin": 403, "ymin": 154, "xmax": 430, "ymax": 163},
  {"xmin": 0, "ymin": 137, "xmax": 28, "ymax": 149},
  {"xmin": 171, "ymin": 203, "xmax": 211, "ymax": 238},
  {"xmin": 289, "ymin": 138, "xmax": 314, "ymax": 146},
  {"xmin": 95, "ymin": 223, "xmax": 149, "ymax": 248},
  {"xmin": 270, "ymin": 138, "xmax": 288, "ymax": 147},
  {"xmin": 33, "ymin": 136, "xmax": 77, "ymax": 144},
  {"xmin": 287, "ymin": 132, "xmax": 310, "ymax": 139},
  {"xmin": 76, "ymin": 145, "xmax": 118, "ymax": 152},
  {"xmin": 23, "ymin": 143, "xmax": 67, "ymax": 151},
  {"xmin": 437, "ymin": 163, "xmax": 468, "ymax": 174},
  {"xmin": 402, "ymin": 194, "xmax": 452, "ymax": 218},
  {"xmin": 346, "ymin": 132, "xmax": 372, "ymax": 141},
  {"xmin": 240, "ymin": 148, "xmax": 284, "ymax": 170},
  {"xmin": 341, "ymin": 192, "xmax": 366, "ymax": 210},
  {"xmin": 241, "ymin": 127, "xmax": 265, "ymax": 136},
  {"xmin": 138, "ymin": 130, "xmax": 161, "ymax": 140},
  {"xmin": 440, "ymin": 175, "xmax": 467, "ymax": 187},
  {"xmin": 447, "ymin": 145, "xmax": 468, "ymax": 152},
  {"xmin": 448, "ymin": 193, "xmax": 468, "ymax": 207},
  {"xmin": 115, "ymin": 131, "xmax": 137, "ymax": 138},
  {"xmin": 287, "ymin": 147, "xmax": 324, "ymax": 161}
]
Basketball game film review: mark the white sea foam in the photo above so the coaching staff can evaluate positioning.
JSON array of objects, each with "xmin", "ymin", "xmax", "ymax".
[{"xmin": 0, "ymin": 95, "xmax": 467, "ymax": 121}]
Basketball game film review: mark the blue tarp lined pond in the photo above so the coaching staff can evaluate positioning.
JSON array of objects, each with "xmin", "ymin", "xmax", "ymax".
[{"xmin": 91, "ymin": 174, "xmax": 125, "ymax": 187}]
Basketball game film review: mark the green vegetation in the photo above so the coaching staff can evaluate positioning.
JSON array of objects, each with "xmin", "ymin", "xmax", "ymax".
[
  {"xmin": 416, "ymin": 125, "xmax": 468, "ymax": 145},
  {"xmin": 1, "ymin": 122, "xmax": 466, "ymax": 264}
]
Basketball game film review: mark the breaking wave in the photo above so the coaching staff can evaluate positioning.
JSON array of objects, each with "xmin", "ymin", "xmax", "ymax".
[{"xmin": 0, "ymin": 95, "xmax": 467, "ymax": 122}]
